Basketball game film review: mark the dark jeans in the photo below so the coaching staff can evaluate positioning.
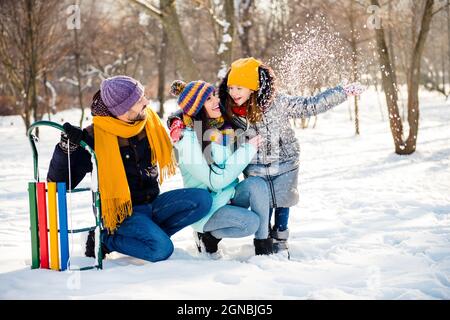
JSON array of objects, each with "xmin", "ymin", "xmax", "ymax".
[
  {"xmin": 269, "ymin": 207, "xmax": 290, "ymax": 231},
  {"xmin": 101, "ymin": 188, "xmax": 212, "ymax": 262}
]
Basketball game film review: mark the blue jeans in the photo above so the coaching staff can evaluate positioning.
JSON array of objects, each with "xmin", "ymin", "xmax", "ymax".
[
  {"xmin": 204, "ymin": 177, "xmax": 270, "ymax": 240},
  {"xmin": 101, "ymin": 188, "xmax": 212, "ymax": 262},
  {"xmin": 269, "ymin": 207, "xmax": 290, "ymax": 231}
]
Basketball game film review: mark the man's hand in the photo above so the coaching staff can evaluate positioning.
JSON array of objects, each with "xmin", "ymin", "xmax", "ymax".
[
  {"xmin": 63, "ymin": 122, "xmax": 84, "ymax": 145},
  {"xmin": 58, "ymin": 122, "xmax": 84, "ymax": 154}
]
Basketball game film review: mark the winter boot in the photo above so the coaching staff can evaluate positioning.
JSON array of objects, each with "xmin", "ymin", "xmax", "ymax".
[
  {"xmin": 85, "ymin": 230, "xmax": 110, "ymax": 260},
  {"xmin": 270, "ymin": 228, "xmax": 290, "ymax": 259},
  {"xmin": 194, "ymin": 231, "xmax": 222, "ymax": 254},
  {"xmin": 254, "ymin": 238, "xmax": 274, "ymax": 255}
]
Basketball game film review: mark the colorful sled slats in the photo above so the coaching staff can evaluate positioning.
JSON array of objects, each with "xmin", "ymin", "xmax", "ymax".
[
  {"xmin": 58, "ymin": 183, "xmax": 69, "ymax": 271},
  {"xmin": 28, "ymin": 182, "xmax": 40, "ymax": 269},
  {"xmin": 36, "ymin": 182, "xmax": 49, "ymax": 269},
  {"xmin": 47, "ymin": 182, "xmax": 59, "ymax": 271}
]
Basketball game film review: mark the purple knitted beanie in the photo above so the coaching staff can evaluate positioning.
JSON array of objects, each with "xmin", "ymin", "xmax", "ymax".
[{"xmin": 100, "ymin": 75, "xmax": 144, "ymax": 116}]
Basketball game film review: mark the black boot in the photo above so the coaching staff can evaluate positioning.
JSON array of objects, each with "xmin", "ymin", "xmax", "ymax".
[
  {"xmin": 194, "ymin": 231, "xmax": 222, "ymax": 254},
  {"xmin": 254, "ymin": 238, "xmax": 274, "ymax": 255},
  {"xmin": 85, "ymin": 230, "xmax": 110, "ymax": 260}
]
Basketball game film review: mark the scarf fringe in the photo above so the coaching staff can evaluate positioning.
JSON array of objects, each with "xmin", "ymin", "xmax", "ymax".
[
  {"xmin": 158, "ymin": 151, "xmax": 178, "ymax": 184},
  {"xmin": 102, "ymin": 199, "xmax": 133, "ymax": 233},
  {"xmin": 95, "ymin": 108, "xmax": 177, "ymax": 233}
]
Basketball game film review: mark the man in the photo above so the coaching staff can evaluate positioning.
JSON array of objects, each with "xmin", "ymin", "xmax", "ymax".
[{"xmin": 47, "ymin": 75, "xmax": 212, "ymax": 262}]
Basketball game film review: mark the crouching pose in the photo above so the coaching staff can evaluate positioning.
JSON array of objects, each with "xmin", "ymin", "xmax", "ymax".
[
  {"xmin": 170, "ymin": 80, "xmax": 273, "ymax": 256},
  {"xmin": 47, "ymin": 76, "xmax": 212, "ymax": 263}
]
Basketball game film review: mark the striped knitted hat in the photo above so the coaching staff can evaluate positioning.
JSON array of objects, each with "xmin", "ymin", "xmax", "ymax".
[{"xmin": 170, "ymin": 80, "xmax": 215, "ymax": 118}]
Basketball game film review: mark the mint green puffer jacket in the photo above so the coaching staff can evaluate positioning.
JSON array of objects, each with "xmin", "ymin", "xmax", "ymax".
[{"xmin": 175, "ymin": 129, "xmax": 257, "ymax": 232}]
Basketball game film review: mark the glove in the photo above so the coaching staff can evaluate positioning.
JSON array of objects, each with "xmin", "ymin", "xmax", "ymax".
[
  {"xmin": 58, "ymin": 122, "xmax": 83, "ymax": 153},
  {"xmin": 167, "ymin": 109, "xmax": 184, "ymax": 128},
  {"xmin": 343, "ymin": 82, "xmax": 365, "ymax": 96},
  {"xmin": 169, "ymin": 118, "xmax": 185, "ymax": 143},
  {"xmin": 63, "ymin": 122, "xmax": 84, "ymax": 145}
]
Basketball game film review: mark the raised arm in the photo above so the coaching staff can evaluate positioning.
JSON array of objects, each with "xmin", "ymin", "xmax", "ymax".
[
  {"xmin": 47, "ymin": 125, "xmax": 93, "ymax": 189},
  {"xmin": 280, "ymin": 86, "xmax": 348, "ymax": 119}
]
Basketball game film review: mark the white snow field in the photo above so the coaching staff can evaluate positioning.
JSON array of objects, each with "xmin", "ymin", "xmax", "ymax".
[{"xmin": 0, "ymin": 89, "xmax": 449, "ymax": 300}]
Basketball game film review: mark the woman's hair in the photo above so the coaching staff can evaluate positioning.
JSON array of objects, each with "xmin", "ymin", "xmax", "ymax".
[
  {"xmin": 193, "ymin": 108, "xmax": 215, "ymax": 166},
  {"xmin": 223, "ymin": 64, "xmax": 276, "ymax": 125}
]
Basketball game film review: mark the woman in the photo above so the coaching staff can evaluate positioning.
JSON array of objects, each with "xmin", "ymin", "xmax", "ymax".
[{"xmin": 170, "ymin": 80, "xmax": 273, "ymax": 256}]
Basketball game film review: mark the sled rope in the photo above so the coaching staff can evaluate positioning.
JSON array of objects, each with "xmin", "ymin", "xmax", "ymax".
[{"xmin": 67, "ymin": 138, "xmax": 75, "ymax": 271}]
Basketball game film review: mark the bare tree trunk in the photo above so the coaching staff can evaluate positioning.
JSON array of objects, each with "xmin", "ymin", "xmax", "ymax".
[
  {"xmin": 447, "ymin": 0, "xmax": 450, "ymax": 96},
  {"xmin": 238, "ymin": 0, "xmax": 253, "ymax": 57},
  {"xmin": 405, "ymin": 0, "xmax": 435, "ymax": 153},
  {"xmin": 218, "ymin": 0, "xmax": 235, "ymax": 67},
  {"xmin": 157, "ymin": 28, "xmax": 168, "ymax": 118},
  {"xmin": 131, "ymin": 0, "xmax": 199, "ymax": 81},
  {"xmin": 43, "ymin": 72, "xmax": 51, "ymax": 121},
  {"xmin": 442, "ymin": 18, "xmax": 447, "ymax": 96},
  {"xmin": 387, "ymin": 0, "xmax": 397, "ymax": 85},
  {"xmin": 371, "ymin": 0, "xmax": 434, "ymax": 155},
  {"xmin": 159, "ymin": 1, "xmax": 200, "ymax": 81},
  {"xmin": 74, "ymin": 25, "xmax": 84, "ymax": 128},
  {"xmin": 371, "ymin": 0, "xmax": 405, "ymax": 153},
  {"xmin": 349, "ymin": 1, "xmax": 359, "ymax": 135},
  {"xmin": 26, "ymin": 0, "xmax": 40, "ymax": 135},
  {"xmin": 23, "ymin": 102, "xmax": 31, "ymax": 132}
]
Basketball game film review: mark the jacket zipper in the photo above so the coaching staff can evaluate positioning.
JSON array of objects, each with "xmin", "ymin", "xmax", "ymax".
[{"xmin": 257, "ymin": 116, "xmax": 277, "ymax": 208}]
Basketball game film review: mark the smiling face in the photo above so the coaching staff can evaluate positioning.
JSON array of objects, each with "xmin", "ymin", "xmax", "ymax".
[
  {"xmin": 117, "ymin": 95, "xmax": 149, "ymax": 123},
  {"xmin": 203, "ymin": 90, "xmax": 221, "ymax": 119},
  {"xmin": 228, "ymin": 86, "xmax": 253, "ymax": 106}
]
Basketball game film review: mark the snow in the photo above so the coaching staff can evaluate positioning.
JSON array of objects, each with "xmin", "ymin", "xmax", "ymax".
[
  {"xmin": 0, "ymin": 89, "xmax": 449, "ymax": 299},
  {"xmin": 217, "ymin": 62, "xmax": 228, "ymax": 79},
  {"xmin": 217, "ymin": 43, "xmax": 229, "ymax": 55},
  {"xmin": 222, "ymin": 34, "xmax": 232, "ymax": 43}
]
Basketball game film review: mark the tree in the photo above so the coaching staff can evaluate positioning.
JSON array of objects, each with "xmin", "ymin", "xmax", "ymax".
[
  {"xmin": 0, "ymin": 0, "xmax": 67, "ymax": 133},
  {"xmin": 328, "ymin": 0, "xmax": 371, "ymax": 135},
  {"xmin": 237, "ymin": 0, "xmax": 255, "ymax": 58},
  {"xmin": 371, "ymin": 0, "xmax": 436, "ymax": 155},
  {"xmin": 72, "ymin": 4, "xmax": 85, "ymax": 127},
  {"xmin": 157, "ymin": 29, "xmax": 168, "ymax": 118},
  {"xmin": 130, "ymin": 0, "xmax": 200, "ymax": 81},
  {"xmin": 214, "ymin": 0, "xmax": 235, "ymax": 79}
]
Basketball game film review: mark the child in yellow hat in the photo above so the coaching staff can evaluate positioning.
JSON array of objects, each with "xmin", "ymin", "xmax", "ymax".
[{"xmin": 218, "ymin": 57, "xmax": 364, "ymax": 257}]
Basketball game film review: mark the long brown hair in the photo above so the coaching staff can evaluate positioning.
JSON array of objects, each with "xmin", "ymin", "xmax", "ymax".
[
  {"xmin": 225, "ymin": 92, "xmax": 262, "ymax": 124},
  {"xmin": 193, "ymin": 108, "xmax": 215, "ymax": 166},
  {"xmin": 222, "ymin": 64, "xmax": 276, "ymax": 125}
]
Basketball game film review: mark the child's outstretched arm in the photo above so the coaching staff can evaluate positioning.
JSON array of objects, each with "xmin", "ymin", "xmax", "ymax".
[{"xmin": 280, "ymin": 83, "xmax": 364, "ymax": 119}]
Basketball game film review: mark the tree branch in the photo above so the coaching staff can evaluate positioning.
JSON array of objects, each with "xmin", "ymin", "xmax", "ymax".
[
  {"xmin": 432, "ymin": 2, "xmax": 449, "ymax": 16},
  {"xmin": 129, "ymin": 0, "xmax": 162, "ymax": 19}
]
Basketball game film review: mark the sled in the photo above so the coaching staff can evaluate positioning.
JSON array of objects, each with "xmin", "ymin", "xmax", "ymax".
[{"xmin": 27, "ymin": 121, "xmax": 103, "ymax": 271}]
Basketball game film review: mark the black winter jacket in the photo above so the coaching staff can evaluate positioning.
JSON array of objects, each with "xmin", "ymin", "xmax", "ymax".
[{"xmin": 47, "ymin": 125, "xmax": 160, "ymax": 206}]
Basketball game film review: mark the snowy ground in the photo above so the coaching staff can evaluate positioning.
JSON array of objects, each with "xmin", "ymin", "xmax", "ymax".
[{"xmin": 0, "ymin": 89, "xmax": 449, "ymax": 300}]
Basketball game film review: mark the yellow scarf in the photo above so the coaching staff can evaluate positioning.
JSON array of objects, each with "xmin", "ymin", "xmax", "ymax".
[{"xmin": 93, "ymin": 108, "xmax": 176, "ymax": 233}]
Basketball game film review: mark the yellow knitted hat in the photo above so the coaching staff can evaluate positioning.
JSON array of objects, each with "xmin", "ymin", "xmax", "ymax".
[{"xmin": 227, "ymin": 57, "xmax": 262, "ymax": 91}]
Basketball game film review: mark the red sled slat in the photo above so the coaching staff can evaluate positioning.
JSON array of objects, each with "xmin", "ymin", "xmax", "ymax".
[{"xmin": 36, "ymin": 182, "xmax": 49, "ymax": 269}]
